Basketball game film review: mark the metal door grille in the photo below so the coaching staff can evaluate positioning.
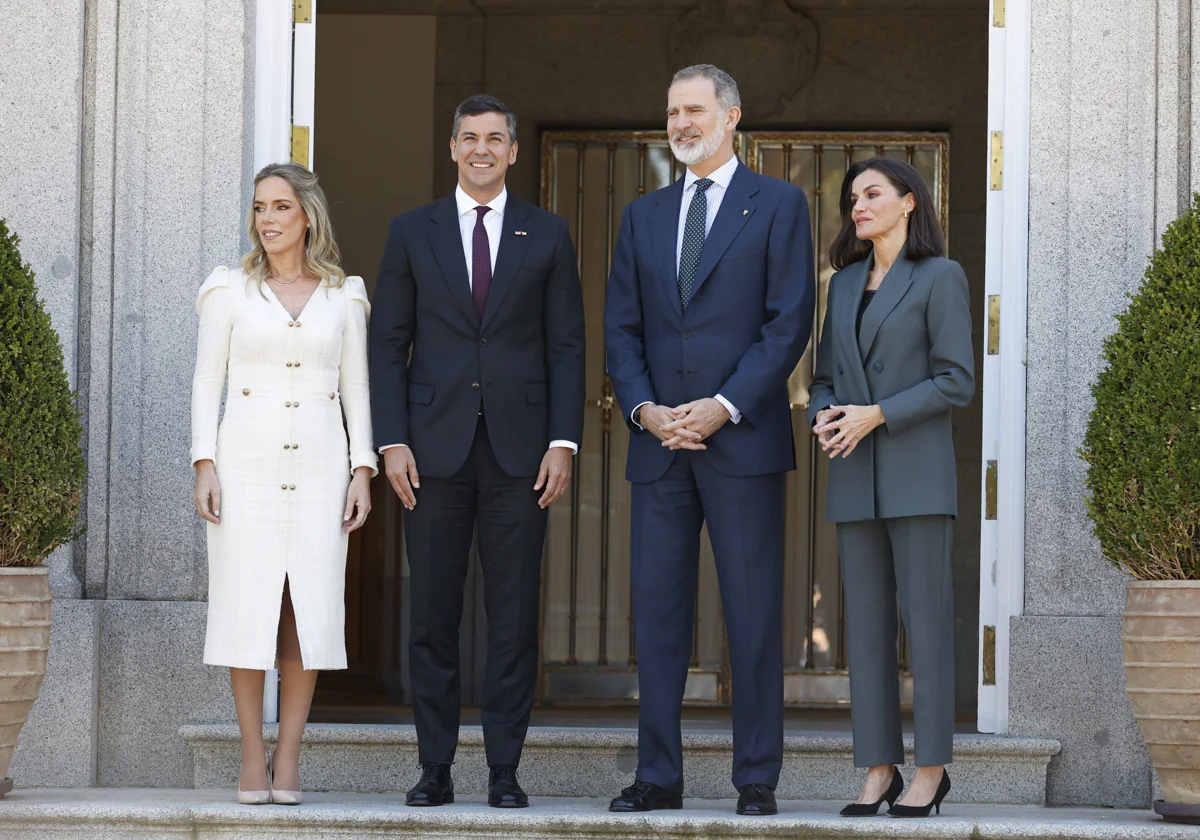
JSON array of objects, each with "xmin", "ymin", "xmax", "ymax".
[{"xmin": 538, "ymin": 131, "xmax": 949, "ymax": 707}]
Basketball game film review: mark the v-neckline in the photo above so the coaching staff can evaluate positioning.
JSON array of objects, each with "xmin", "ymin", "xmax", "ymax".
[{"xmin": 264, "ymin": 278, "xmax": 322, "ymax": 322}]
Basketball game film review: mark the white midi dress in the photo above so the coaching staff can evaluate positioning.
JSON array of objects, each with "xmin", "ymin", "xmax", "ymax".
[{"xmin": 190, "ymin": 266, "xmax": 378, "ymax": 670}]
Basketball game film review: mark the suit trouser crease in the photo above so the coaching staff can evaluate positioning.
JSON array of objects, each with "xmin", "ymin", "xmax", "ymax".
[
  {"xmin": 404, "ymin": 417, "xmax": 547, "ymax": 767},
  {"xmin": 631, "ymin": 452, "xmax": 785, "ymax": 791},
  {"xmin": 838, "ymin": 514, "xmax": 955, "ymax": 768}
]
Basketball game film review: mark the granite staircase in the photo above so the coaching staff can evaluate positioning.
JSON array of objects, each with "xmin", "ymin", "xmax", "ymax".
[
  {"xmin": 9, "ymin": 729, "xmax": 1186, "ymax": 840},
  {"xmin": 179, "ymin": 723, "xmax": 1060, "ymax": 805}
]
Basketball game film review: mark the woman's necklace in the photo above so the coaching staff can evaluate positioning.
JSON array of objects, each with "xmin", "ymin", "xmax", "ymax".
[{"xmin": 268, "ymin": 267, "xmax": 302, "ymax": 285}]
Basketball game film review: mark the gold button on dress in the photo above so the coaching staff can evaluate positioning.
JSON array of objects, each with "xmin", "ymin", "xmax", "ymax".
[{"xmin": 189, "ymin": 266, "xmax": 378, "ymax": 671}]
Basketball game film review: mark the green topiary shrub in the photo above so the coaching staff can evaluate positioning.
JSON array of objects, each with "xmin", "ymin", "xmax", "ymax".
[
  {"xmin": 0, "ymin": 219, "xmax": 86, "ymax": 567},
  {"xmin": 1081, "ymin": 194, "xmax": 1200, "ymax": 580}
]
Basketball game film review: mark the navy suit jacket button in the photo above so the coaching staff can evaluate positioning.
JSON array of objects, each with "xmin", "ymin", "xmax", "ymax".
[
  {"xmin": 837, "ymin": 364, "xmax": 844, "ymax": 375},
  {"xmin": 873, "ymin": 362, "xmax": 884, "ymax": 372}
]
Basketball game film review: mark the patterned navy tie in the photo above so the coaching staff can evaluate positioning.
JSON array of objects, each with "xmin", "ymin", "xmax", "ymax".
[
  {"xmin": 677, "ymin": 178, "xmax": 713, "ymax": 310},
  {"xmin": 472, "ymin": 205, "xmax": 491, "ymax": 319}
]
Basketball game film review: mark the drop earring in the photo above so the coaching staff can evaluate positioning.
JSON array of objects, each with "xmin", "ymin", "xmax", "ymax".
[{"xmin": 903, "ymin": 210, "xmax": 910, "ymax": 219}]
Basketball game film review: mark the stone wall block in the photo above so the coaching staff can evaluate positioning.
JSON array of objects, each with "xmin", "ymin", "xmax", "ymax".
[
  {"xmin": 10, "ymin": 601, "xmax": 101, "ymax": 788},
  {"xmin": 1008, "ymin": 615, "xmax": 1150, "ymax": 807},
  {"xmin": 98, "ymin": 601, "xmax": 234, "ymax": 787},
  {"xmin": 105, "ymin": 0, "xmax": 250, "ymax": 601}
]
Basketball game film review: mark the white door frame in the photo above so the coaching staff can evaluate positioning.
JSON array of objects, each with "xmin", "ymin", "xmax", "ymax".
[
  {"xmin": 977, "ymin": 0, "xmax": 1031, "ymax": 735},
  {"xmin": 252, "ymin": 0, "xmax": 1034, "ymax": 732},
  {"xmin": 254, "ymin": 0, "xmax": 319, "ymax": 722}
]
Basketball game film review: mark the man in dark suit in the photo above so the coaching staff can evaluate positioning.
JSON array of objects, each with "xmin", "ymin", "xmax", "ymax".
[
  {"xmin": 603, "ymin": 65, "xmax": 815, "ymax": 816},
  {"xmin": 369, "ymin": 95, "xmax": 586, "ymax": 809}
]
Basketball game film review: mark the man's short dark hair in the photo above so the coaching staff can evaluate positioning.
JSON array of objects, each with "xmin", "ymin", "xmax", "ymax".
[{"xmin": 452, "ymin": 95, "xmax": 518, "ymax": 142}]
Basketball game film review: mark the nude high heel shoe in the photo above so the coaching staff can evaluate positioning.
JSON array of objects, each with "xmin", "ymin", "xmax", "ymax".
[
  {"xmin": 268, "ymin": 752, "xmax": 303, "ymax": 805},
  {"xmin": 237, "ymin": 752, "xmax": 270, "ymax": 805}
]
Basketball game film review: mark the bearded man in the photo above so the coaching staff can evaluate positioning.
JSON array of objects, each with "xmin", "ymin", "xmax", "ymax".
[{"xmin": 602, "ymin": 65, "xmax": 815, "ymax": 816}]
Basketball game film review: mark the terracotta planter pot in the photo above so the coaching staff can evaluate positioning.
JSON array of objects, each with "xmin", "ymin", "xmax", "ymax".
[
  {"xmin": 1123, "ymin": 580, "xmax": 1200, "ymax": 806},
  {"xmin": 0, "ymin": 567, "xmax": 51, "ymax": 796}
]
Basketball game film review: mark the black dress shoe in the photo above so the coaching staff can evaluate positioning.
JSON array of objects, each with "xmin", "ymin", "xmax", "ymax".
[
  {"xmin": 608, "ymin": 780, "xmax": 683, "ymax": 812},
  {"xmin": 736, "ymin": 783, "xmax": 777, "ymax": 816},
  {"xmin": 488, "ymin": 766, "xmax": 529, "ymax": 808},
  {"xmin": 406, "ymin": 763, "xmax": 454, "ymax": 806},
  {"xmin": 840, "ymin": 766, "xmax": 904, "ymax": 817}
]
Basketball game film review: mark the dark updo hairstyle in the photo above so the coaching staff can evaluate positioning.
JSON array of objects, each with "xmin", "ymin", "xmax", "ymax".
[{"xmin": 828, "ymin": 157, "xmax": 945, "ymax": 270}]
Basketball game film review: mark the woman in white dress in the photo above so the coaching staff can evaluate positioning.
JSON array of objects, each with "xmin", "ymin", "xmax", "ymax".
[{"xmin": 190, "ymin": 162, "xmax": 377, "ymax": 805}]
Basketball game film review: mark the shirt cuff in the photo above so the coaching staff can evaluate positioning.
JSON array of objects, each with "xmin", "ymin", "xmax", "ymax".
[
  {"xmin": 549, "ymin": 440, "xmax": 578, "ymax": 453},
  {"xmin": 631, "ymin": 400, "xmax": 653, "ymax": 430},
  {"xmin": 379, "ymin": 443, "xmax": 408, "ymax": 452},
  {"xmin": 715, "ymin": 393, "xmax": 741, "ymax": 424}
]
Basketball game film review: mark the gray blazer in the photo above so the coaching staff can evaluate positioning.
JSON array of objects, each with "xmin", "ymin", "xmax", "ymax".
[{"xmin": 807, "ymin": 249, "xmax": 974, "ymax": 523}]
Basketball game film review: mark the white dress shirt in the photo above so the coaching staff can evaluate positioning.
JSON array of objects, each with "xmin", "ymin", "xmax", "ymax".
[
  {"xmin": 632, "ymin": 154, "xmax": 743, "ymax": 429},
  {"xmin": 381, "ymin": 185, "xmax": 577, "ymax": 455}
]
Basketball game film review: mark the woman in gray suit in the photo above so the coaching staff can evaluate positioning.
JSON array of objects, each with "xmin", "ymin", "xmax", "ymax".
[{"xmin": 808, "ymin": 158, "xmax": 974, "ymax": 818}]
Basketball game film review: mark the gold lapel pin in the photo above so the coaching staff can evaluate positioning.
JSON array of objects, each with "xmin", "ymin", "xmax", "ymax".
[{"xmin": 515, "ymin": 230, "xmax": 528, "ymax": 236}]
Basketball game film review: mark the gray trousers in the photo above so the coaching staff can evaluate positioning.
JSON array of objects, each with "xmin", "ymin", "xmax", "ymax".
[{"xmin": 837, "ymin": 514, "xmax": 955, "ymax": 767}]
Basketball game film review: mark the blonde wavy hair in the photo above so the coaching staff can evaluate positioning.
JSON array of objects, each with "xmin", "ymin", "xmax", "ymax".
[{"xmin": 241, "ymin": 162, "xmax": 345, "ymax": 290}]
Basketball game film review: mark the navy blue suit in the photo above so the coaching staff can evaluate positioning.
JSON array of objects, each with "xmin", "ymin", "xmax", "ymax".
[{"xmin": 604, "ymin": 161, "xmax": 815, "ymax": 792}]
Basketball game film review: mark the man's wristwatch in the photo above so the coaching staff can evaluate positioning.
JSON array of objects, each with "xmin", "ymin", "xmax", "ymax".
[{"xmin": 632, "ymin": 405, "xmax": 644, "ymax": 427}]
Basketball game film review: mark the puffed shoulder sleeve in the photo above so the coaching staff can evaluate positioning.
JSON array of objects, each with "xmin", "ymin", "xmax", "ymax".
[
  {"xmin": 340, "ymin": 275, "xmax": 378, "ymax": 477},
  {"xmin": 195, "ymin": 265, "xmax": 232, "ymax": 315},
  {"xmin": 344, "ymin": 274, "xmax": 371, "ymax": 317},
  {"xmin": 190, "ymin": 266, "xmax": 235, "ymax": 466}
]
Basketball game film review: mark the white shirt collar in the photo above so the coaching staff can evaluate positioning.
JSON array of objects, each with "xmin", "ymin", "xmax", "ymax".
[
  {"xmin": 683, "ymin": 154, "xmax": 739, "ymax": 193},
  {"xmin": 456, "ymin": 184, "xmax": 508, "ymax": 219}
]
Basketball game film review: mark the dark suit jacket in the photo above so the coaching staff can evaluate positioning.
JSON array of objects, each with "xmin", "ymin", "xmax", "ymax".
[
  {"xmin": 807, "ymin": 249, "xmax": 975, "ymax": 523},
  {"xmin": 604, "ymin": 162, "xmax": 815, "ymax": 483},
  {"xmin": 369, "ymin": 192, "xmax": 586, "ymax": 479}
]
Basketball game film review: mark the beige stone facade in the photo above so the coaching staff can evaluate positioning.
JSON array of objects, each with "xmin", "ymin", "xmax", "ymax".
[{"xmin": 0, "ymin": 0, "xmax": 1196, "ymax": 809}]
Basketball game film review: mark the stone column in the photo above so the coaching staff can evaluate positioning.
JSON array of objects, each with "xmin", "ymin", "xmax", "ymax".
[
  {"xmin": 0, "ymin": 0, "xmax": 86, "ymax": 600},
  {"xmin": 1011, "ymin": 0, "xmax": 1194, "ymax": 808},
  {"xmin": 6, "ymin": 0, "xmax": 252, "ymax": 788},
  {"xmin": 0, "ymin": 0, "xmax": 104, "ymax": 788},
  {"xmin": 80, "ymin": 0, "xmax": 251, "ymax": 786}
]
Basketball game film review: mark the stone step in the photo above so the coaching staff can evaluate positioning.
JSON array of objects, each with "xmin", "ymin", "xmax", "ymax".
[
  {"xmin": 180, "ymin": 723, "xmax": 1060, "ymax": 805},
  {"xmin": 0, "ymin": 788, "xmax": 1185, "ymax": 840}
]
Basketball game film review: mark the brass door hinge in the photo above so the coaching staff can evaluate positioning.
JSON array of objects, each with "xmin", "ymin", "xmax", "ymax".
[
  {"xmin": 291, "ymin": 125, "xmax": 310, "ymax": 169},
  {"xmin": 985, "ymin": 460, "xmax": 998, "ymax": 520},
  {"xmin": 987, "ymin": 295, "xmax": 1000, "ymax": 355},
  {"xmin": 294, "ymin": 0, "xmax": 312, "ymax": 23},
  {"xmin": 993, "ymin": 0, "xmax": 1005, "ymax": 27},
  {"xmin": 982, "ymin": 625, "xmax": 997, "ymax": 685},
  {"xmin": 990, "ymin": 131, "xmax": 1003, "ymax": 190}
]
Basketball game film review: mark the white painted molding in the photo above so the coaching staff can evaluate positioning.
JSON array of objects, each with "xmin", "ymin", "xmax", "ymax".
[
  {"xmin": 254, "ymin": 0, "xmax": 292, "ymax": 172},
  {"xmin": 293, "ymin": 2, "xmax": 317, "ymax": 169},
  {"xmin": 977, "ymin": 0, "xmax": 1031, "ymax": 735}
]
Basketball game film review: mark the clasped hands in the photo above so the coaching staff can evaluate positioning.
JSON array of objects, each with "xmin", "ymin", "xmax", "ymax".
[
  {"xmin": 642, "ymin": 398, "xmax": 731, "ymax": 450},
  {"xmin": 812, "ymin": 404, "xmax": 885, "ymax": 459}
]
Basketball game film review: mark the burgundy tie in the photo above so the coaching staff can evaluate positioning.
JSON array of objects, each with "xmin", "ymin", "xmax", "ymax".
[{"xmin": 471, "ymin": 205, "xmax": 492, "ymax": 319}]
